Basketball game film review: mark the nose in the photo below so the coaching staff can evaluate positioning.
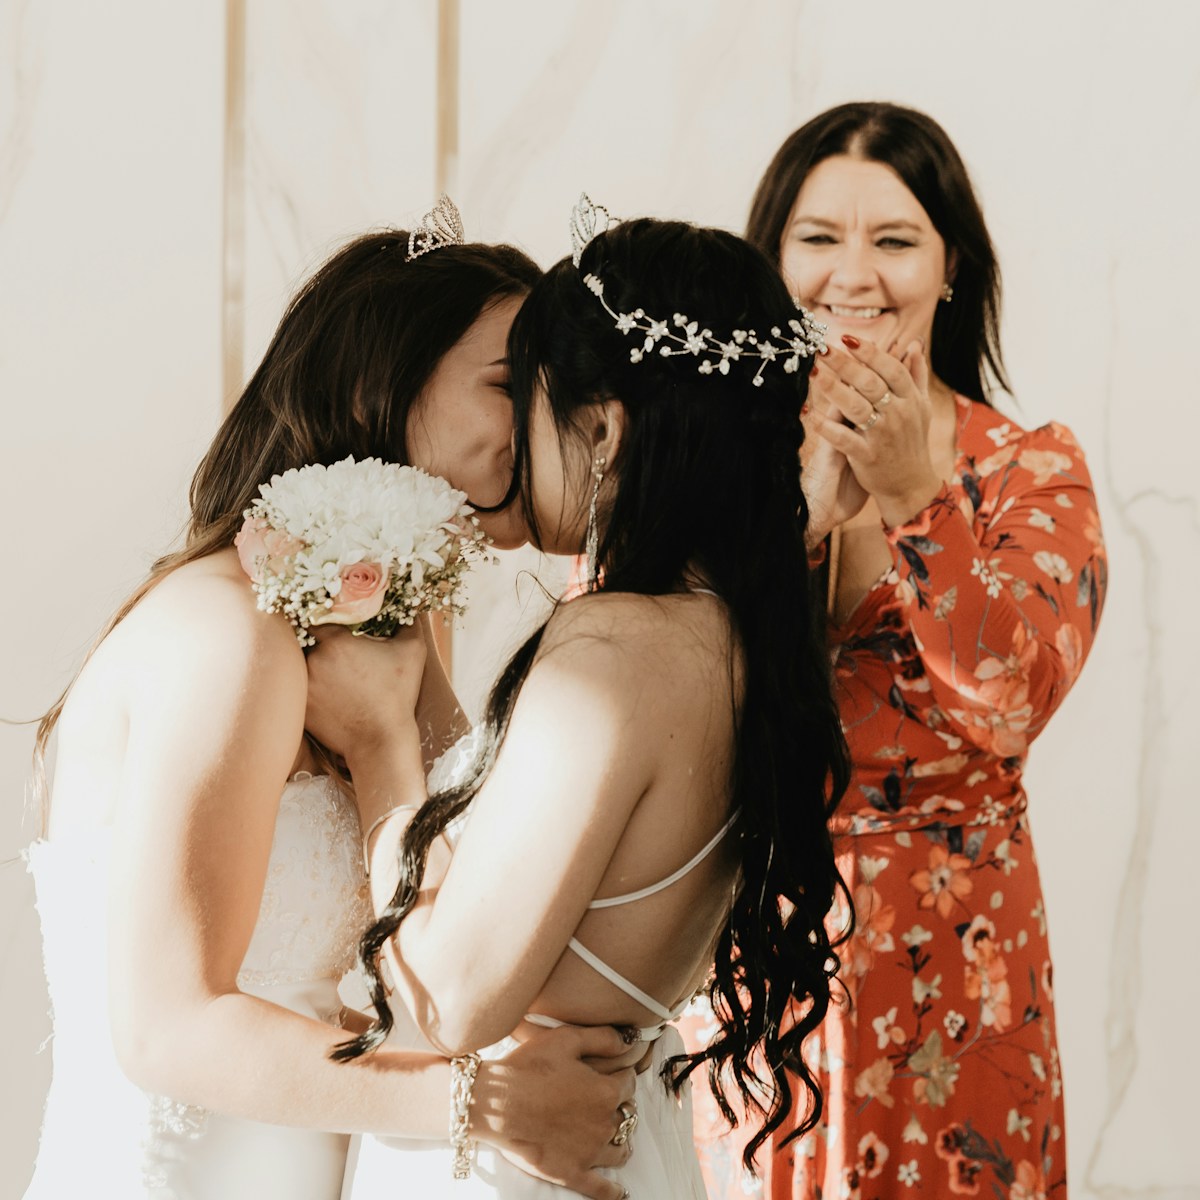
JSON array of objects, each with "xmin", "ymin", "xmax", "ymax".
[{"xmin": 827, "ymin": 236, "xmax": 876, "ymax": 293}]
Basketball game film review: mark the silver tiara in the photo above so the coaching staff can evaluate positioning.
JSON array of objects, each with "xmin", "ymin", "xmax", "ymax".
[
  {"xmin": 406, "ymin": 194, "xmax": 466, "ymax": 261},
  {"xmin": 571, "ymin": 193, "xmax": 615, "ymax": 267},
  {"xmin": 569, "ymin": 193, "xmax": 826, "ymax": 385}
]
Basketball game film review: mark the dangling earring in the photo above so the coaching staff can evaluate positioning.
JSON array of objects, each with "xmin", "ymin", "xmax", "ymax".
[
  {"xmin": 585, "ymin": 455, "xmax": 606, "ymax": 593},
  {"xmin": 940, "ymin": 282, "xmax": 955, "ymax": 303}
]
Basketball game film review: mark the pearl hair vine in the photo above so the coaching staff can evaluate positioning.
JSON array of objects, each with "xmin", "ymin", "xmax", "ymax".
[
  {"xmin": 406, "ymin": 194, "xmax": 466, "ymax": 261},
  {"xmin": 568, "ymin": 193, "xmax": 827, "ymax": 386}
]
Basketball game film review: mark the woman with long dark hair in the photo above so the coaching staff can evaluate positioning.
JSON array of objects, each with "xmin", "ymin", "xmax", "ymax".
[
  {"xmin": 300, "ymin": 209, "xmax": 850, "ymax": 1198},
  {"xmin": 23, "ymin": 213, "xmax": 640, "ymax": 1200},
  {"xmin": 685, "ymin": 103, "xmax": 1107, "ymax": 1199}
]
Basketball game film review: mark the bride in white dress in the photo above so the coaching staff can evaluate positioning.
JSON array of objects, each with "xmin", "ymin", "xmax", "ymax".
[
  {"xmin": 24, "ymin": 221, "xmax": 637, "ymax": 1200},
  {"xmin": 304, "ymin": 214, "xmax": 851, "ymax": 1198}
]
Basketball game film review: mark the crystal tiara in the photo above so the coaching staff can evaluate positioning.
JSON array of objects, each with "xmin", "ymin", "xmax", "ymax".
[
  {"xmin": 568, "ymin": 193, "xmax": 825, "ymax": 385},
  {"xmin": 406, "ymin": 194, "xmax": 466, "ymax": 261}
]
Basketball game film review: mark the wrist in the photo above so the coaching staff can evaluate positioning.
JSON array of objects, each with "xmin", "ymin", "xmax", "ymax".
[
  {"xmin": 876, "ymin": 475, "xmax": 944, "ymax": 530},
  {"xmin": 467, "ymin": 1060, "xmax": 503, "ymax": 1148},
  {"xmin": 346, "ymin": 724, "xmax": 426, "ymax": 830},
  {"xmin": 449, "ymin": 1051, "xmax": 482, "ymax": 1179}
]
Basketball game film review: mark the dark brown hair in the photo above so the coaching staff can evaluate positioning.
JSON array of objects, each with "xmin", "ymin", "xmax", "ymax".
[
  {"xmin": 33, "ymin": 233, "xmax": 540, "ymax": 826},
  {"xmin": 747, "ymin": 102, "xmax": 1010, "ymax": 403}
]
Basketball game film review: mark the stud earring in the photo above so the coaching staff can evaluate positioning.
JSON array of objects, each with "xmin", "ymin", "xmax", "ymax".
[
  {"xmin": 585, "ymin": 455, "xmax": 606, "ymax": 593},
  {"xmin": 940, "ymin": 282, "xmax": 954, "ymax": 303}
]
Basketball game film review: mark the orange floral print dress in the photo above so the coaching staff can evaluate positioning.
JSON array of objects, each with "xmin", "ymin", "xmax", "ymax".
[{"xmin": 680, "ymin": 396, "xmax": 1106, "ymax": 1200}]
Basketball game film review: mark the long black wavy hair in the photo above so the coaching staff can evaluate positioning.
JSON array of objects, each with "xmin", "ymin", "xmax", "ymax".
[
  {"xmin": 747, "ymin": 101, "xmax": 1010, "ymax": 404},
  {"xmin": 337, "ymin": 219, "xmax": 850, "ymax": 1168}
]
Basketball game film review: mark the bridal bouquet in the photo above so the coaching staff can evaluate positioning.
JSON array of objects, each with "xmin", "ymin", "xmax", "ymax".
[{"xmin": 234, "ymin": 456, "xmax": 490, "ymax": 645}]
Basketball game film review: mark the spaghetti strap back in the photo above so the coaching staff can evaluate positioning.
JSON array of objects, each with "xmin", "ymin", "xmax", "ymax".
[{"xmin": 534, "ymin": 809, "xmax": 741, "ymax": 1032}]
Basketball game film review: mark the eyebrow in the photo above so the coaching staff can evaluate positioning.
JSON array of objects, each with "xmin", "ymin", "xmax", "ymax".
[{"xmin": 789, "ymin": 216, "xmax": 924, "ymax": 235}]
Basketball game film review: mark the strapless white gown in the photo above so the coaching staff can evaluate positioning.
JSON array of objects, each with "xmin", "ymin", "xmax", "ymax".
[{"xmin": 24, "ymin": 772, "xmax": 370, "ymax": 1199}]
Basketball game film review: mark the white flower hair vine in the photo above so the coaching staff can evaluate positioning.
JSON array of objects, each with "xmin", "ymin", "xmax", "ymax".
[{"xmin": 568, "ymin": 193, "xmax": 827, "ymax": 386}]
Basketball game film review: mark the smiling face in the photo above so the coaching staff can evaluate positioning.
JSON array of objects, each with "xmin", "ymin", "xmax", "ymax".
[
  {"xmin": 780, "ymin": 155, "xmax": 952, "ymax": 358},
  {"xmin": 406, "ymin": 293, "xmax": 528, "ymax": 549}
]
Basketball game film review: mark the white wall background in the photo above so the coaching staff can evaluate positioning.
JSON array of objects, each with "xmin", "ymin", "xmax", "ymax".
[{"xmin": 2, "ymin": 2, "xmax": 1197, "ymax": 1197}]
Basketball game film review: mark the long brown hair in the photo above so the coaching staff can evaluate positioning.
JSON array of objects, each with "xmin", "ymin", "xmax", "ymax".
[
  {"xmin": 33, "ymin": 233, "xmax": 541, "ymax": 829},
  {"xmin": 747, "ymin": 102, "xmax": 1010, "ymax": 404}
]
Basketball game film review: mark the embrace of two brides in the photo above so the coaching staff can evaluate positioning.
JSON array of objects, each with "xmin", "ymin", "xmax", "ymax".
[{"xmin": 24, "ymin": 198, "xmax": 849, "ymax": 1199}]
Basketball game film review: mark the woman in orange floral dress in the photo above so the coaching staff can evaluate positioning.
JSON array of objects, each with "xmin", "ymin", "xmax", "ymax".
[{"xmin": 680, "ymin": 103, "xmax": 1105, "ymax": 1200}]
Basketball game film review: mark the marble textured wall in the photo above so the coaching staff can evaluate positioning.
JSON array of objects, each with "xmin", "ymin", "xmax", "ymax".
[
  {"xmin": 0, "ymin": 4, "xmax": 226, "ymax": 1194},
  {"xmin": 2, "ymin": 2, "xmax": 1196, "ymax": 1197}
]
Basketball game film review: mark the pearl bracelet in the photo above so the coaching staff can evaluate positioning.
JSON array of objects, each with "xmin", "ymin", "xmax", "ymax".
[
  {"xmin": 449, "ymin": 1052, "xmax": 481, "ymax": 1179},
  {"xmin": 360, "ymin": 805, "xmax": 420, "ymax": 876}
]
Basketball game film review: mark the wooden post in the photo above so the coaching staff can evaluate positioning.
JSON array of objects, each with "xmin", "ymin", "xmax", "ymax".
[
  {"xmin": 431, "ymin": 0, "xmax": 461, "ymax": 674},
  {"xmin": 221, "ymin": 0, "xmax": 247, "ymax": 412}
]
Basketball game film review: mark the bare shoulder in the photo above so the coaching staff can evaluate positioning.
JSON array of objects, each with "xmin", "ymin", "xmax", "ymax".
[
  {"xmin": 121, "ymin": 550, "xmax": 305, "ymax": 688},
  {"xmin": 536, "ymin": 590, "xmax": 738, "ymax": 707}
]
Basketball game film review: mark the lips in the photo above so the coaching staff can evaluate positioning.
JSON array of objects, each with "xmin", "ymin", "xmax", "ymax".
[{"xmin": 826, "ymin": 304, "xmax": 888, "ymax": 320}]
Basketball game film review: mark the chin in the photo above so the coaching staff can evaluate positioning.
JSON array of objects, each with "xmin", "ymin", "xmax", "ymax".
[{"xmin": 477, "ymin": 514, "xmax": 530, "ymax": 551}]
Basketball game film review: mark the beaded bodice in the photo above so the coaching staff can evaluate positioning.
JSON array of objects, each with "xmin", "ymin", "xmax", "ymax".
[{"xmin": 237, "ymin": 773, "xmax": 370, "ymax": 989}]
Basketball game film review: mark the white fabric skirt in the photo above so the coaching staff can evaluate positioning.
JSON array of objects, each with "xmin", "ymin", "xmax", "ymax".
[{"xmin": 342, "ymin": 1027, "xmax": 706, "ymax": 1199}]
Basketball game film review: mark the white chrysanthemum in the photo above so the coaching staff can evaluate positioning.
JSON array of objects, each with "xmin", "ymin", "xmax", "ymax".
[{"xmin": 240, "ymin": 457, "xmax": 489, "ymax": 645}]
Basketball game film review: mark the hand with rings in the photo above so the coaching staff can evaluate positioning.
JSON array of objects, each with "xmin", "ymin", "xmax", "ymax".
[
  {"xmin": 806, "ymin": 334, "xmax": 943, "ymax": 527},
  {"xmin": 610, "ymin": 1100, "xmax": 638, "ymax": 1147},
  {"xmin": 859, "ymin": 391, "xmax": 892, "ymax": 432}
]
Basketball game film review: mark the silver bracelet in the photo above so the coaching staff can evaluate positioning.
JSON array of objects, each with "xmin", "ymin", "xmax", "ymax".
[
  {"xmin": 449, "ymin": 1052, "xmax": 481, "ymax": 1180},
  {"xmin": 361, "ymin": 805, "xmax": 420, "ymax": 875}
]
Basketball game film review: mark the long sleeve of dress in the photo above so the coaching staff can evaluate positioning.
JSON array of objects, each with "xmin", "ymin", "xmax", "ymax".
[{"xmin": 881, "ymin": 420, "xmax": 1107, "ymax": 759}]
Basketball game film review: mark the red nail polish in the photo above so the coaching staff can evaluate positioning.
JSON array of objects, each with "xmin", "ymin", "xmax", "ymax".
[
  {"xmin": 841, "ymin": 334, "xmax": 861, "ymax": 349},
  {"xmin": 809, "ymin": 362, "xmax": 819, "ymax": 378}
]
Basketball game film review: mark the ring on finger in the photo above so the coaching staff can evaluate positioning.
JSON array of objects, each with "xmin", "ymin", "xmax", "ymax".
[
  {"xmin": 876, "ymin": 391, "xmax": 892, "ymax": 409},
  {"xmin": 861, "ymin": 410, "xmax": 881, "ymax": 432},
  {"xmin": 610, "ymin": 1101, "xmax": 638, "ymax": 1146}
]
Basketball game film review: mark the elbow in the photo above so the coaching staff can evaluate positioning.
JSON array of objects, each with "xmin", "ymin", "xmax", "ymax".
[
  {"xmin": 111, "ymin": 1007, "xmax": 176, "ymax": 1093},
  {"xmin": 110, "ymin": 991, "xmax": 220, "ymax": 1098},
  {"xmin": 408, "ymin": 975, "xmax": 514, "ymax": 1056}
]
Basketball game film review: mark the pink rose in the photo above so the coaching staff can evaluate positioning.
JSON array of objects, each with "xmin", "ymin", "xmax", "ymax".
[
  {"xmin": 312, "ymin": 562, "xmax": 390, "ymax": 626},
  {"xmin": 234, "ymin": 517, "xmax": 303, "ymax": 581}
]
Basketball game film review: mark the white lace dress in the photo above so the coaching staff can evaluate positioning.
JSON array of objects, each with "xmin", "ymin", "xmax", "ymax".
[{"xmin": 24, "ymin": 772, "xmax": 370, "ymax": 1200}]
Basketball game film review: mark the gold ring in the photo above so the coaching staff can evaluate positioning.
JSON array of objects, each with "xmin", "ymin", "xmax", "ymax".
[
  {"xmin": 877, "ymin": 391, "xmax": 892, "ymax": 408},
  {"xmin": 861, "ymin": 411, "xmax": 880, "ymax": 431}
]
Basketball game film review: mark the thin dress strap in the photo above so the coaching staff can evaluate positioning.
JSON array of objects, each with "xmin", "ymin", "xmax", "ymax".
[
  {"xmin": 565, "ymin": 938, "xmax": 684, "ymax": 1021},
  {"xmin": 587, "ymin": 809, "xmax": 740, "ymax": 909},
  {"xmin": 524, "ymin": 810, "xmax": 741, "ymax": 1036}
]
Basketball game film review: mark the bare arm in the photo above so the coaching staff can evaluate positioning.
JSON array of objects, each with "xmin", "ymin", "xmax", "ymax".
[
  {"xmin": 308, "ymin": 597, "xmax": 678, "ymax": 1056},
  {"xmin": 105, "ymin": 573, "xmax": 459, "ymax": 1134},
  {"xmin": 102, "ymin": 571, "xmax": 636, "ymax": 1200}
]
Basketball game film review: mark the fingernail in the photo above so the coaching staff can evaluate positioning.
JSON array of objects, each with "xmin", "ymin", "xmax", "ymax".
[
  {"xmin": 809, "ymin": 362, "xmax": 819, "ymax": 378},
  {"xmin": 841, "ymin": 333, "xmax": 861, "ymax": 349}
]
